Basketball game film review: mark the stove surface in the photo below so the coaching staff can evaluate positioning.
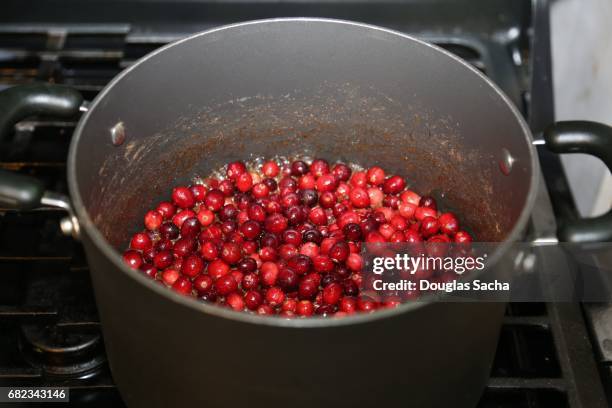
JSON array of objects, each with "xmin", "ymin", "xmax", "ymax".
[{"xmin": 0, "ymin": 0, "xmax": 609, "ymax": 407}]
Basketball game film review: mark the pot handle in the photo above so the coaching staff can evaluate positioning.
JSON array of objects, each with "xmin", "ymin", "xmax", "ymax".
[
  {"xmin": 0, "ymin": 83, "xmax": 83, "ymax": 139},
  {"xmin": 0, "ymin": 84, "xmax": 83, "ymax": 238},
  {"xmin": 543, "ymin": 120, "xmax": 612, "ymax": 243}
]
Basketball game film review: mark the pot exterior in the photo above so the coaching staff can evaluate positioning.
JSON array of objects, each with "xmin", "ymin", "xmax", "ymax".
[{"xmin": 84, "ymin": 230, "xmax": 505, "ymax": 408}]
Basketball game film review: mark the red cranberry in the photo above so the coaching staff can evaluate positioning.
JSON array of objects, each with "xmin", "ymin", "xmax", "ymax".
[
  {"xmin": 310, "ymin": 159, "xmax": 330, "ymax": 177},
  {"xmin": 194, "ymin": 274, "xmax": 213, "ymax": 295},
  {"xmin": 454, "ymin": 230, "xmax": 472, "ymax": 244},
  {"xmin": 366, "ymin": 167, "xmax": 385, "ymax": 185},
  {"xmin": 157, "ymin": 202, "xmax": 176, "ymax": 219},
  {"xmin": 287, "ymin": 254, "xmax": 312, "ymax": 275},
  {"xmin": 298, "ymin": 278, "xmax": 318, "ymax": 300},
  {"xmin": 315, "ymin": 304, "xmax": 337, "ymax": 316},
  {"xmin": 221, "ymin": 242, "xmax": 242, "ymax": 264},
  {"xmin": 236, "ymin": 172, "xmax": 253, "ymax": 192},
  {"xmin": 340, "ymin": 296, "xmax": 357, "ymax": 313},
  {"xmin": 297, "ymin": 300, "xmax": 314, "ymax": 316},
  {"xmin": 172, "ymin": 186, "xmax": 195, "ymax": 209},
  {"xmin": 190, "ymin": 184, "xmax": 207, "ymax": 202},
  {"xmin": 263, "ymin": 178, "xmax": 278, "ymax": 192},
  {"xmin": 153, "ymin": 250, "xmax": 173, "ymax": 269},
  {"xmin": 172, "ymin": 276, "xmax": 192, "ymax": 295},
  {"xmin": 260, "ymin": 261, "xmax": 279, "ymax": 286},
  {"xmin": 278, "ymin": 266, "xmax": 299, "ymax": 290},
  {"xmin": 208, "ymin": 259, "xmax": 230, "ymax": 280},
  {"xmin": 415, "ymin": 206, "xmax": 437, "ymax": 221},
  {"xmin": 260, "ymin": 233, "xmax": 280, "ymax": 248},
  {"xmin": 181, "ymin": 254, "xmax": 203, "ymax": 278},
  {"xmin": 218, "ymin": 179, "xmax": 235, "ymax": 196},
  {"xmin": 123, "ymin": 250, "xmax": 143, "ymax": 269},
  {"xmin": 279, "ymin": 176, "xmax": 298, "ymax": 192},
  {"xmin": 247, "ymin": 203, "xmax": 266, "ymax": 222},
  {"xmin": 242, "ymin": 273, "xmax": 259, "ymax": 290},
  {"xmin": 420, "ymin": 216, "xmax": 440, "ymax": 238},
  {"xmin": 302, "ymin": 229, "xmax": 322, "ymax": 244},
  {"xmin": 349, "ymin": 187, "xmax": 370, "ymax": 208},
  {"xmin": 278, "ymin": 244, "xmax": 298, "ymax": 260},
  {"xmin": 144, "ymin": 210, "xmax": 163, "ymax": 231},
  {"xmin": 312, "ymin": 255, "xmax": 334, "ymax": 273},
  {"xmin": 251, "ymin": 183, "xmax": 270, "ymax": 198},
  {"xmin": 266, "ymin": 286, "xmax": 285, "ymax": 307},
  {"xmin": 383, "ymin": 175, "xmax": 406, "ymax": 194},
  {"xmin": 308, "ymin": 207, "xmax": 327, "ymax": 225},
  {"xmin": 316, "ymin": 174, "xmax": 338, "ymax": 192},
  {"xmin": 244, "ymin": 290, "xmax": 263, "ymax": 310},
  {"xmin": 264, "ymin": 213, "xmax": 288, "ymax": 233},
  {"xmin": 215, "ymin": 274, "xmax": 237, "ymax": 296},
  {"xmin": 130, "ymin": 232, "xmax": 153, "ymax": 251},
  {"xmin": 298, "ymin": 189, "xmax": 318, "ymax": 207},
  {"xmin": 319, "ymin": 192, "xmax": 336, "ymax": 208},
  {"xmin": 226, "ymin": 161, "xmax": 247, "ymax": 181},
  {"xmin": 343, "ymin": 223, "xmax": 362, "ymax": 241},
  {"xmin": 346, "ymin": 253, "xmax": 363, "ymax": 271},
  {"xmin": 419, "ymin": 195, "xmax": 437, "ymax": 211},
  {"xmin": 239, "ymin": 220, "xmax": 260, "ymax": 240},
  {"xmin": 139, "ymin": 263, "xmax": 157, "ymax": 279},
  {"xmin": 204, "ymin": 189, "xmax": 225, "ymax": 212},
  {"xmin": 282, "ymin": 229, "xmax": 302, "ymax": 246},
  {"xmin": 329, "ymin": 241, "xmax": 349, "ymax": 263},
  {"xmin": 236, "ymin": 257, "xmax": 257, "ymax": 274},
  {"xmin": 290, "ymin": 161, "xmax": 308, "ymax": 176},
  {"xmin": 161, "ymin": 268, "xmax": 179, "ymax": 286},
  {"xmin": 257, "ymin": 304, "xmax": 274, "ymax": 315},
  {"xmin": 438, "ymin": 212, "xmax": 459, "ymax": 235},
  {"xmin": 350, "ymin": 171, "xmax": 367, "ymax": 188},
  {"xmin": 172, "ymin": 209, "xmax": 196, "ymax": 228},
  {"xmin": 226, "ymin": 292, "xmax": 245, "ymax": 311},
  {"xmin": 180, "ymin": 217, "xmax": 201, "ymax": 239},
  {"xmin": 282, "ymin": 298, "xmax": 298, "ymax": 313},
  {"xmin": 218, "ymin": 204, "xmax": 237, "ymax": 221},
  {"xmin": 259, "ymin": 246, "xmax": 277, "ymax": 262},
  {"xmin": 199, "ymin": 241, "xmax": 218, "ymax": 261},
  {"xmin": 173, "ymin": 237, "xmax": 195, "ymax": 258},
  {"xmin": 357, "ymin": 296, "xmax": 377, "ymax": 312},
  {"xmin": 332, "ymin": 163, "xmax": 352, "ymax": 181},
  {"xmin": 262, "ymin": 161, "xmax": 280, "ymax": 178},
  {"xmin": 159, "ymin": 222, "xmax": 179, "ymax": 239}
]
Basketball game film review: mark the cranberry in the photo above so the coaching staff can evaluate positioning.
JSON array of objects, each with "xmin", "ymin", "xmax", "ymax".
[
  {"xmin": 415, "ymin": 206, "xmax": 437, "ymax": 221},
  {"xmin": 349, "ymin": 187, "xmax": 370, "ymax": 208},
  {"xmin": 312, "ymin": 255, "xmax": 334, "ymax": 273},
  {"xmin": 172, "ymin": 276, "xmax": 192, "ymax": 295},
  {"xmin": 438, "ymin": 212, "xmax": 459, "ymax": 235},
  {"xmin": 383, "ymin": 175, "xmax": 406, "ymax": 194},
  {"xmin": 260, "ymin": 233, "xmax": 280, "ymax": 248},
  {"xmin": 236, "ymin": 257, "xmax": 256, "ymax": 274},
  {"xmin": 329, "ymin": 240, "xmax": 350, "ymax": 263},
  {"xmin": 248, "ymin": 203, "xmax": 266, "ymax": 222},
  {"xmin": 298, "ymin": 189, "xmax": 318, "ymax": 207},
  {"xmin": 242, "ymin": 273, "xmax": 259, "ymax": 290},
  {"xmin": 257, "ymin": 304, "xmax": 274, "ymax": 315},
  {"xmin": 300, "ymin": 242, "xmax": 320, "ymax": 258},
  {"xmin": 316, "ymin": 304, "xmax": 337, "ymax": 316},
  {"xmin": 204, "ymin": 189, "xmax": 225, "ymax": 212},
  {"xmin": 260, "ymin": 261, "xmax": 279, "ymax": 286},
  {"xmin": 236, "ymin": 172, "xmax": 253, "ymax": 192},
  {"xmin": 259, "ymin": 246, "xmax": 277, "ymax": 262},
  {"xmin": 157, "ymin": 202, "xmax": 176, "ymax": 219},
  {"xmin": 123, "ymin": 250, "xmax": 143, "ymax": 269},
  {"xmin": 420, "ymin": 216, "xmax": 440, "ymax": 238},
  {"xmin": 140, "ymin": 263, "xmax": 157, "ymax": 279},
  {"xmin": 252, "ymin": 183, "xmax": 270, "ymax": 198},
  {"xmin": 278, "ymin": 266, "xmax": 299, "ymax": 290},
  {"xmin": 160, "ymin": 222, "xmax": 179, "ymax": 239},
  {"xmin": 173, "ymin": 237, "xmax": 195, "ymax": 258},
  {"xmin": 172, "ymin": 186, "xmax": 195, "ymax": 209},
  {"xmin": 194, "ymin": 274, "xmax": 214, "ymax": 295},
  {"xmin": 319, "ymin": 192, "xmax": 336, "ymax": 208},
  {"xmin": 290, "ymin": 160, "xmax": 309, "ymax": 176},
  {"xmin": 297, "ymin": 300, "xmax": 314, "ymax": 316},
  {"xmin": 287, "ymin": 254, "xmax": 312, "ymax": 275},
  {"xmin": 346, "ymin": 253, "xmax": 363, "ymax": 271},
  {"xmin": 302, "ymin": 229, "xmax": 322, "ymax": 244},
  {"xmin": 208, "ymin": 259, "xmax": 230, "ymax": 280},
  {"xmin": 162, "ymin": 268, "xmax": 179, "ymax": 286},
  {"xmin": 218, "ymin": 179, "xmax": 234, "ymax": 196},
  {"xmin": 298, "ymin": 279, "xmax": 318, "ymax": 300},
  {"xmin": 221, "ymin": 242, "xmax": 242, "ymax": 264},
  {"xmin": 343, "ymin": 279, "xmax": 359, "ymax": 296},
  {"xmin": 279, "ymin": 176, "xmax": 298, "ymax": 192},
  {"xmin": 282, "ymin": 298, "xmax": 298, "ymax": 313},
  {"xmin": 340, "ymin": 296, "xmax": 357, "ymax": 313},
  {"xmin": 180, "ymin": 217, "xmax": 201, "ymax": 239},
  {"xmin": 343, "ymin": 223, "xmax": 362, "ymax": 241},
  {"xmin": 153, "ymin": 250, "xmax": 173, "ymax": 269},
  {"xmin": 226, "ymin": 292, "xmax": 245, "ymax": 311},
  {"xmin": 144, "ymin": 210, "xmax": 163, "ymax": 231},
  {"xmin": 262, "ymin": 161, "xmax": 280, "ymax": 178},
  {"xmin": 398, "ymin": 203, "xmax": 417, "ymax": 219},
  {"xmin": 419, "ymin": 195, "xmax": 437, "ymax": 210},
  {"xmin": 263, "ymin": 178, "xmax": 278, "ymax": 192},
  {"xmin": 366, "ymin": 167, "xmax": 385, "ymax": 185},
  {"xmin": 190, "ymin": 184, "xmax": 207, "ymax": 202},
  {"xmin": 282, "ymin": 229, "xmax": 302, "ymax": 246},
  {"xmin": 332, "ymin": 163, "xmax": 352, "ymax": 181},
  {"xmin": 264, "ymin": 213, "xmax": 288, "ymax": 233},
  {"xmin": 310, "ymin": 159, "xmax": 329, "ymax": 177},
  {"xmin": 266, "ymin": 286, "xmax": 285, "ymax": 307},
  {"xmin": 455, "ymin": 230, "xmax": 472, "ymax": 244},
  {"xmin": 215, "ymin": 274, "xmax": 237, "ymax": 296},
  {"xmin": 227, "ymin": 161, "xmax": 247, "ymax": 180},
  {"xmin": 129, "ymin": 232, "xmax": 151, "ymax": 251},
  {"xmin": 172, "ymin": 209, "xmax": 196, "ymax": 228},
  {"xmin": 244, "ymin": 290, "xmax": 263, "ymax": 310},
  {"xmin": 316, "ymin": 174, "xmax": 338, "ymax": 192}
]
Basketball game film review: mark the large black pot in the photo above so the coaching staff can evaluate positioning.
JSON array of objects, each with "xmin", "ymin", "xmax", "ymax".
[{"xmin": 1, "ymin": 19, "xmax": 611, "ymax": 408}]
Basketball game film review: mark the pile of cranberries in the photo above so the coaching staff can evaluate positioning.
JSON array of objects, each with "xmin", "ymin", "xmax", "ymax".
[{"xmin": 122, "ymin": 158, "xmax": 472, "ymax": 317}]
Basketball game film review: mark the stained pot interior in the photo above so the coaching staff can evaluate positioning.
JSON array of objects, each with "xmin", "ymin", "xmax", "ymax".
[{"xmin": 72, "ymin": 20, "xmax": 534, "ymax": 249}]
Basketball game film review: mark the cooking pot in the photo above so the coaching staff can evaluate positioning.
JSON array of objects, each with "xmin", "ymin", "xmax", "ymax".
[{"xmin": 0, "ymin": 19, "xmax": 611, "ymax": 408}]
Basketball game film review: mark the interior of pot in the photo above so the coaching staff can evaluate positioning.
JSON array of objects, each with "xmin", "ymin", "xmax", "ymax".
[{"xmin": 71, "ymin": 19, "xmax": 535, "ymax": 248}]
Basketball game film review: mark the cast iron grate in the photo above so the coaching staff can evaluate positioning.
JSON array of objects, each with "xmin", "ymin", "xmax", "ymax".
[{"xmin": 0, "ymin": 11, "xmax": 607, "ymax": 407}]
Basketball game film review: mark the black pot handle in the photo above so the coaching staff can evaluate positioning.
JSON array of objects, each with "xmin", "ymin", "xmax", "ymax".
[
  {"xmin": 544, "ymin": 120, "xmax": 612, "ymax": 243},
  {"xmin": 0, "ymin": 84, "xmax": 82, "ymax": 238},
  {"xmin": 0, "ymin": 83, "xmax": 83, "ymax": 139}
]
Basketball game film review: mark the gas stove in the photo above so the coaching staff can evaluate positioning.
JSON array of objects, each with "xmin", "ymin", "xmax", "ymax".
[{"xmin": 0, "ymin": 0, "xmax": 609, "ymax": 406}]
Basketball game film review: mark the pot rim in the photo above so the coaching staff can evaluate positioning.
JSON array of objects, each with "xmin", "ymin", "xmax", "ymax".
[{"xmin": 67, "ymin": 17, "xmax": 539, "ymax": 328}]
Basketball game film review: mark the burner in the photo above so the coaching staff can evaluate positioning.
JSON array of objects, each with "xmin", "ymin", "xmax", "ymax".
[{"xmin": 19, "ymin": 323, "xmax": 106, "ymax": 379}]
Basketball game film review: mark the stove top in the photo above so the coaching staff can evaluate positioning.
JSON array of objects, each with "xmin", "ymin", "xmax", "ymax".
[{"xmin": 0, "ymin": 0, "xmax": 609, "ymax": 406}]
